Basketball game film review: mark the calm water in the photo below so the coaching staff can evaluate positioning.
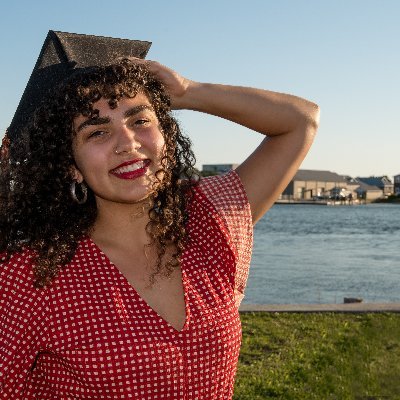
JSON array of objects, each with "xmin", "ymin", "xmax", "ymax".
[{"xmin": 244, "ymin": 203, "xmax": 400, "ymax": 304}]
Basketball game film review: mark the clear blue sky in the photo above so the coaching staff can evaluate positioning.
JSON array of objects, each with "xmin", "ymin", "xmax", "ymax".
[{"xmin": 1, "ymin": 0, "xmax": 399, "ymax": 178}]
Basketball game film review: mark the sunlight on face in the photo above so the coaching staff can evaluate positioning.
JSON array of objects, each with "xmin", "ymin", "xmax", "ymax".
[{"xmin": 72, "ymin": 94, "xmax": 166, "ymax": 207}]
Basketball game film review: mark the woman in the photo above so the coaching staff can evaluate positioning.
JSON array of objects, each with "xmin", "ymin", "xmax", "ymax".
[{"xmin": 0, "ymin": 45, "xmax": 319, "ymax": 398}]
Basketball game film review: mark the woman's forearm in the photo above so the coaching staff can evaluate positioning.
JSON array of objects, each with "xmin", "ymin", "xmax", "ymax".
[
  {"xmin": 174, "ymin": 81, "xmax": 320, "ymax": 137},
  {"xmin": 140, "ymin": 59, "xmax": 320, "ymax": 222}
]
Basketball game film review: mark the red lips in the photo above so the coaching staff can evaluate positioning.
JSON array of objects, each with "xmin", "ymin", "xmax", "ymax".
[{"xmin": 110, "ymin": 159, "xmax": 151, "ymax": 180}]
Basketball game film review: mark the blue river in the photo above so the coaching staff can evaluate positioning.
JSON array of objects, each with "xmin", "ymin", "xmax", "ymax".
[{"xmin": 244, "ymin": 203, "xmax": 400, "ymax": 304}]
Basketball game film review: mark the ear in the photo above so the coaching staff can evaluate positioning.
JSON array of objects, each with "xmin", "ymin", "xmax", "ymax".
[{"xmin": 70, "ymin": 165, "xmax": 84, "ymax": 183}]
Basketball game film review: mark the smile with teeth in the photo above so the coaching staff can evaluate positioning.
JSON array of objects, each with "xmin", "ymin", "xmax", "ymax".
[
  {"xmin": 110, "ymin": 159, "xmax": 150, "ymax": 179},
  {"xmin": 113, "ymin": 161, "xmax": 145, "ymax": 174}
]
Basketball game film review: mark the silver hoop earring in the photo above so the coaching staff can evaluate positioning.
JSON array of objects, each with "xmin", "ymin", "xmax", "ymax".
[{"xmin": 70, "ymin": 181, "xmax": 88, "ymax": 204}]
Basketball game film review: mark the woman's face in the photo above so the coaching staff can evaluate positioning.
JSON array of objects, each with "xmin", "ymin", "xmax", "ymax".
[{"xmin": 72, "ymin": 93, "xmax": 166, "ymax": 207}]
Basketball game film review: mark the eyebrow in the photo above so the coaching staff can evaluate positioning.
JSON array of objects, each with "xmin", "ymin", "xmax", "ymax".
[
  {"xmin": 76, "ymin": 105, "xmax": 155, "ymax": 133},
  {"xmin": 124, "ymin": 105, "xmax": 154, "ymax": 119}
]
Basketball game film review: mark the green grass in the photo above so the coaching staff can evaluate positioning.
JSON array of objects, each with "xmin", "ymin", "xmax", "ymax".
[{"xmin": 234, "ymin": 312, "xmax": 400, "ymax": 400}]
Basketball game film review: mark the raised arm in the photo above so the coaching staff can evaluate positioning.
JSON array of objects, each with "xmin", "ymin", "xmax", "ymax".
[{"xmin": 141, "ymin": 60, "xmax": 320, "ymax": 224}]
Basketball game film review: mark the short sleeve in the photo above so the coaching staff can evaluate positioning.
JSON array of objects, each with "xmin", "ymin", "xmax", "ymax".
[
  {"xmin": 0, "ymin": 252, "xmax": 49, "ymax": 399},
  {"xmin": 197, "ymin": 170, "xmax": 253, "ymax": 307}
]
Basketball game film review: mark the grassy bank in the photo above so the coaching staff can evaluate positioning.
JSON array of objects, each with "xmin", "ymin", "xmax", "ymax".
[{"xmin": 234, "ymin": 312, "xmax": 400, "ymax": 399}]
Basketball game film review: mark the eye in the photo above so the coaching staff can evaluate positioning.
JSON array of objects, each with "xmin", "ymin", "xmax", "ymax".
[
  {"xmin": 88, "ymin": 130, "xmax": 107, "ymax": 138},
  {"xmin": 135, "ymin": 118, "xmax": 150, "ymax": 126}
]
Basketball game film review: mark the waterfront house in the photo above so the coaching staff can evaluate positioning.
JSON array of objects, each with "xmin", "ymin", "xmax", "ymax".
[
  {"xmin": 356, "ymin": 176, "xmax": 394, "ymax": 196},
  {"xmin": 394, "ymin": 174, "xmax": 400, "ymax": 195},
  {"xmin": 354, "ymin": 181, "xmax": 383, "ymax": 201},
  {"xmin": 281, "ymin": 169, "xmax": 350, "ymax": 200}
]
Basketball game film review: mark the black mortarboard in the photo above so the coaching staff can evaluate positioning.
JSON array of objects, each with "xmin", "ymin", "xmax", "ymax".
[{"xmin": 8, "ymin": 30, "xmax": 151, "ymax": 141}]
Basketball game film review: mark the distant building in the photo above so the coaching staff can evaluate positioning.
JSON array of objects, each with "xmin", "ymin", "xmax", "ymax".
[
  {"xmin": 281, "ymin": 169, "xmax": 387, "ymax": 201},
  {"xmin": 353, "ymin": 181, "xmax": 383, "ymax": 201},
  {"xmin": 343, "ymin": 176, "xmax": 361, "ymax": 196},
  {"xmin": 282, "ymin": 170, "xmax": 350, "ymax": 200},
  {"xmin": 394, "ymin": 174, "xmax": 400, "ymax": 195},
  {"xmin": 356, "ymin": 176, "xmax": 393, "ymax": 196},
  {"xmin": 202, "ymin": 164, "xmax": 239, "ymax": 176}
]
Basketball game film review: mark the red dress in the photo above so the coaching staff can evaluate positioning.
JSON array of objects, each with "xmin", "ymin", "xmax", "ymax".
[{"xmin": 0, "ymin": 171, "xmax": 253, "ymax": 399}]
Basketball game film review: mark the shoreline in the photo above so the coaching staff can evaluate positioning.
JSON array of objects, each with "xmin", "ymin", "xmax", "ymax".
[
  {"xmin": 275, "ymin": 199, "xmax": 400, "ymax": 206},
  {"xmin": 239, "ymin": 302, "xmax": 400, "ymax": 313}
]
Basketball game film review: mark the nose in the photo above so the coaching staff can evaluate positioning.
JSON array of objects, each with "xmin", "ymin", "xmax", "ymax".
[{"xmin": 114, "ymin": 124, "xmax": 140, "ymax": 155}]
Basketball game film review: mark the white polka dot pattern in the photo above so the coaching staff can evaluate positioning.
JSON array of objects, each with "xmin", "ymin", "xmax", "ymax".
[
  {"xmin": 0, "ymin": 171, "xmax": 253, "ymax": 399},
  {"xmin": 198, "ymin": 171, "xmax": 253, "ymax": 306}
]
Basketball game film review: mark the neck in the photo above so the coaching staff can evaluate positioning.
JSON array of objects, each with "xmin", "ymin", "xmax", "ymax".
[{"xmin": 91, "ymin": 197, "xmax": 153, "ymax": 250}]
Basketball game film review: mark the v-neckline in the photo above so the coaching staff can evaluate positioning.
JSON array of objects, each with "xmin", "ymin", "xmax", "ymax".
[{"xmin": 87, "ymin": 237, "xmax": 190, "ymax": 334}]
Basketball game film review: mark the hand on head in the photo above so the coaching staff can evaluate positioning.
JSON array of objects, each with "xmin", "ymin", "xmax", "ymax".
[{"xmin": 124, "ymin": 57, "xmax": 191, "ymax": 109}]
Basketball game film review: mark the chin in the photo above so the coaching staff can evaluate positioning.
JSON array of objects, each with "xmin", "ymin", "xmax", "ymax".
[{"xmin": 94, "ymin": 189, "xmax": 155, "ymax": 208}]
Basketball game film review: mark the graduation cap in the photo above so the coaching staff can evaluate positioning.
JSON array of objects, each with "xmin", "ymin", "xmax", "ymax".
[{"xmin": 7, "ymin": 30, "xmax": 152, "ymax": 141}]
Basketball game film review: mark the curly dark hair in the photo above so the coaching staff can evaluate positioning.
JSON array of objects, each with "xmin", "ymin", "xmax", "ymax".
[{"xmin": 0, "ymin": 60, "xmax": 198, "ymax": 288}]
